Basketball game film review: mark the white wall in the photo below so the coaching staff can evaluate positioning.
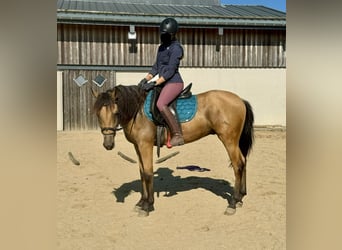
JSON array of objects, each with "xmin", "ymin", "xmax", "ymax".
[{"xmin": 116, "ymin": 68, "xmax": 286, "ymax": 126}]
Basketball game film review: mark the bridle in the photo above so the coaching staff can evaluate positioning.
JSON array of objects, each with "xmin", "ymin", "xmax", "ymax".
[
  {"xmin": 101, "ymin": 127, "xmax": 117, "ymax": 136},
  {"xmin": 100, "ymin": 106, "xmax": 122, "ymax": 136},
  {"xmin": 100, "ymin": 126, "xmax": 122, "ymax": 136}
]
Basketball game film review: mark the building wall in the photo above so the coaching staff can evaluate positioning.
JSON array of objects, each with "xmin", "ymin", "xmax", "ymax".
[
  {"xmin": 60, "ymin": 70, "xmax": 116, "ymax": 131},
  {"xmin": 57, "ymin": 71, "xmax": 63, "ymax": 131},
  {"xmin": 57, "ymin": 24, "xmax": 286, "ymax": 68},
  {"xmin": 57, "ymin": 23, "xmax": 286, "ymax": 130}
]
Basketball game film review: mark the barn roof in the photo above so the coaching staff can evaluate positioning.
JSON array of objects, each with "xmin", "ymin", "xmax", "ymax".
[{"xmin": 57, "ymin": 0, "xmax": 286, "ymax": 29}]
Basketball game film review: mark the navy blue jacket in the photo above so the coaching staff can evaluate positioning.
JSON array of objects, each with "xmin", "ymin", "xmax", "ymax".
[{"xmin": 149, "ymin": 40, "xmax": 184, "ymax": 84}]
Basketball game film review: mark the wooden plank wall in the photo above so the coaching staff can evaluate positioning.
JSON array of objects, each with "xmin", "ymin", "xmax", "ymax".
[
  {"xmin": 57, "ymin": 24, "xmax": 286, "ymax": 68},
  {"xmin": 62, "ymin": 70, "xmax": 116, "ymax": 130},
  {"xmin": 180, "ymin": 28, "xmax": 286, "ymax": 67}
]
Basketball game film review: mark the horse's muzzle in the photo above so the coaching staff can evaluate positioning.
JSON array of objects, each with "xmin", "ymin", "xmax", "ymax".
[
  {"xmin": 103, "ymin": 135, "xmax": 115, "ymax": 150},
  {"xmin": 103, "ymin": 142, "xmax": 114, "ymax": 150}
]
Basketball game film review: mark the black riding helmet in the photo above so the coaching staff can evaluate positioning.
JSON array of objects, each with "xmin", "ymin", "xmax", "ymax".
[
  {"xmin": 160, "ymin": 18, "xmax": 178, "ymax": 44},
  {"xmin": 160, "ymin": 17, "xmax": 178, "ymax": 35}
]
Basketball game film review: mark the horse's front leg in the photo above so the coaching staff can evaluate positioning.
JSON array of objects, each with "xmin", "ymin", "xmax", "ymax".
[
  {"xmin": 134, "ymin": 143, "xmax": 154, "ymax": 216},
  {"xmin": 133, "ymin": 169, "xmax": 147, "ymax": 211}
]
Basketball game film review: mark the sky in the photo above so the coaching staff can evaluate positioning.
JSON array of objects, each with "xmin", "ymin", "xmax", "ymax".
[{"xmin": 220, "ymin": 0, "xmax": 286, "ymax": 12}]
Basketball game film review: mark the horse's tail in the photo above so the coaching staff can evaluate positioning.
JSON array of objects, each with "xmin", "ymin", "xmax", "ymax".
[{"xmin": 239, "ymin": 100, "xmax": 255, "ymax": 158}]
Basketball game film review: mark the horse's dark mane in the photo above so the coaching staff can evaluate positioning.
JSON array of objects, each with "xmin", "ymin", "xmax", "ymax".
[
  {"xmin": 115, "ymin": 85, "xmax": 147, "ymax": 125},
  {"xmin": 94, "ymin": 85, "xmax": 147, "ymax": 126}
]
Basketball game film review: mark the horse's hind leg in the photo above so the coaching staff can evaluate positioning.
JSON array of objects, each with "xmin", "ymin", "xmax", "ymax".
[
  {"xmin": 241, "ymin": 161, "xmax": 247, "ymax": 197},
  {"xmin": 227, "ymin": 144, "xmax": 246, "ymax": 215},
  {"xmin": 218, "ymin": 135, "xmax": 246, "ymax": 215}
]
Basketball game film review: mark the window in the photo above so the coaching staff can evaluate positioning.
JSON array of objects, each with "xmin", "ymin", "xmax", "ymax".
[
  {"xmin": 92, "ymin": 74, "xmax": 107, "ymax": 87},
  {"xmin": 73, "ymin": 75, "xmax": 88, "ymax": 87}
]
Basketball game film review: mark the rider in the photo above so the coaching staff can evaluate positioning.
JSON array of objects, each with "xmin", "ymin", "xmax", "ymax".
[{"xmin": 138, "ymin": 17, "xmax": 184, "ymax": 147}]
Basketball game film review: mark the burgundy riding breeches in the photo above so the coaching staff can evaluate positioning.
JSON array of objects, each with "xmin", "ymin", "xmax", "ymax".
[{"xmin": 156, "ymin": 82, "xmax": 184, "ymax": 111}]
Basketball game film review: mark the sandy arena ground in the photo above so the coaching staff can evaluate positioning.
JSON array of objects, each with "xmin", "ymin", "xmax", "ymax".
[{"xmin": 57, "ymin": 129, "xmax": 286, "ymax": 249}]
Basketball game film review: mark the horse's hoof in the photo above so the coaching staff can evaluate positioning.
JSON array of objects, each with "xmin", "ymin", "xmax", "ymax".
[
  {"xmin": 224, "ymin": 207, "xmax": 236, "ymax": 215},
  {"xmin": 138, "ymin": 209, "xmax": 149, "ymax": 217}
]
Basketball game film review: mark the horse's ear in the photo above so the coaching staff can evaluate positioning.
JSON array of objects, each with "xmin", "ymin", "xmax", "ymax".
[{"xmin": 91, "ymin": 87, "xmax": 99, "ymax": 98}]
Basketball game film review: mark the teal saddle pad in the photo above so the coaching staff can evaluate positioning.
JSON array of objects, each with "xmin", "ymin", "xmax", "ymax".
[{"xmin": 144, "ymin": 91, "xmax": 198, "ymax": 123}]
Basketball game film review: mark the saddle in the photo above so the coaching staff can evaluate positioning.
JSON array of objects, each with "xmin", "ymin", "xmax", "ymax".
[
  {"xmin": 150, "ymin": 83, "xmax": 192, "ymax": 125},
  {"xmin": 149, "ymin": 83, "xmax": 193, "ymax": 157}
]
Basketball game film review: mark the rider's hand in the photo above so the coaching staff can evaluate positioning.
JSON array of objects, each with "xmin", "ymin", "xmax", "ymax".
[
  {"xmin": 138, "ymin": 78, "xmax": 147, "ymax": 88},
  {"xmin": 142, "ymin": 81, "xmax": 156, "ymax": 91}
]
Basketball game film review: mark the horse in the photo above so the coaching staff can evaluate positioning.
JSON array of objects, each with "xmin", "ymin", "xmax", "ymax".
[{"xmin": 92, "ymin": 84, "xmax": 254, "ymax": 216}]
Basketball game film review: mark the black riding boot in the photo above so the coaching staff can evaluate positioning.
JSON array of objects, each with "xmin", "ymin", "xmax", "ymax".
[{"xmin": 160, "ymin": 106, "xmax": 184, "ymax": 146}]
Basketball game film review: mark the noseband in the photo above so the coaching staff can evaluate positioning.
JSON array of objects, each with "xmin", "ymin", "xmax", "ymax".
[
  {"xmin": 101, "ymin": 125, "xmax": 123, "ymax": 135},
  {"xmin": 101, "ymin": 127, "xmax": 117, "ymax": 136}
]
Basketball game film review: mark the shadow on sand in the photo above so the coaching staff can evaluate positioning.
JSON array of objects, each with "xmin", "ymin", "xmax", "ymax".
[{"xmin": 112, "ymin": 167, "xmax": 234, "ymax": 205}]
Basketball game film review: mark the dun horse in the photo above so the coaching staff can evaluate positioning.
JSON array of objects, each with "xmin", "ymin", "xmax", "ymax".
[{"xmin": 92, "ymin": 85, "xmax": 254, "ymax": 216}]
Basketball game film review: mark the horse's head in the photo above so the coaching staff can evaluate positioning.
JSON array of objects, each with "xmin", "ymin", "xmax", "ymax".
[{"xmin": 92, "ymin": 88, "xmax": 119, "ymax": 150}]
